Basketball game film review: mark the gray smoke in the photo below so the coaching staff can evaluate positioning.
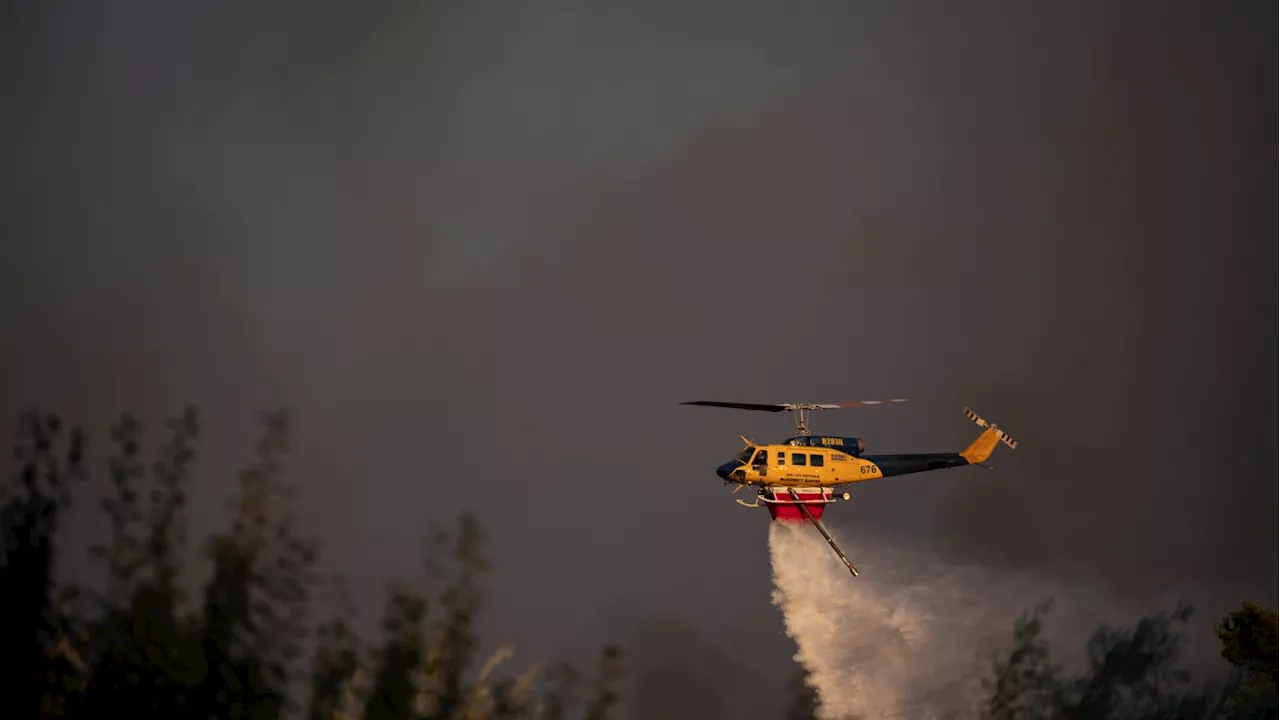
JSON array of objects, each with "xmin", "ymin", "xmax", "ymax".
[{"xmin": 767, "ymin": 521, "xmax": 1114, "ymax": 720}]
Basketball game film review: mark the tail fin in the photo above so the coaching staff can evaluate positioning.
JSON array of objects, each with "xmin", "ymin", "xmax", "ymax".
[{"xmin": 959, "ymin": 407, "xmax": 1018, "ymax": 465}]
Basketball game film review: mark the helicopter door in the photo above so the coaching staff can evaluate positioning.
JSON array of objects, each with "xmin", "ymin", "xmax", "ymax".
[{"xmin": 751, "ymin": 449, "xmax": 769, "ymax": 477}]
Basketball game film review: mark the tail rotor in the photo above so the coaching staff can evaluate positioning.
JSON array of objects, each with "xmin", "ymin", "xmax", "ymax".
[{"xmin": 963, "ymin": 407, "xmax": 1018, "ymax": 449}]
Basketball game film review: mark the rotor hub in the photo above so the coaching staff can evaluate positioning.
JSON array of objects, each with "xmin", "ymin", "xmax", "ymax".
[{"xmin": 794, "ymin": 408, "xmax": 811, "ymax": 436}]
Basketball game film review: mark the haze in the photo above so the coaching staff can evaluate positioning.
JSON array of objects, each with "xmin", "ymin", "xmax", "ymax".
[{"xmin": 2, "ymin": 2, "xmax": 1274, "ymax": 718}]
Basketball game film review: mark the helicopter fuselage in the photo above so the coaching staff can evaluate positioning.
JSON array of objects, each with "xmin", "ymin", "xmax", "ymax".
[{"xmin": 715, "ymin": 436, "xmax": 973, "ymax": 490}]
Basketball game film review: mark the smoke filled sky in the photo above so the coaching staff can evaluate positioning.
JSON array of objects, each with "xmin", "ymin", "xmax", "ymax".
[{"xmin": 1, "ymin": 2, "xmax": 1274, "ymax": 717}]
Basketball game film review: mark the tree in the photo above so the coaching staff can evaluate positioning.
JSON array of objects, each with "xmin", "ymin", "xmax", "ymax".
[
  {"xmin": 363, "ymin": 587, "xmax": 431, "ymax": 720},
  {"xmin": 983, "ymin": 598, "xmax": 1064, "ymax": 720},
  {"xmin": 1215, "ymin": 601, "xmax": 1278, "ymax": 719},
  {"xmin": 422, "ymin": 514, "xmax": 492, "ymax": 720},
  {"xmin": 192, "ymin": 409, "xmax": 319, "ymax": 720},
  {"xmin": 0, "ymin": 411, "xmax": 87, "ymax": 718},
  {"xmin": 78, "ymin": 409, "xmax": 204, "ymax": 719},
  {"xmin": 308, "ymin": 613, "xmax": 366, "ymax": 720}
]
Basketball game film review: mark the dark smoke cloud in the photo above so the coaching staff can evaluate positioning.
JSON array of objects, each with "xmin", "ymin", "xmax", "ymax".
[{"xmin": 2, "ymin": 2, "xmax": 1273, "ymax": 717}]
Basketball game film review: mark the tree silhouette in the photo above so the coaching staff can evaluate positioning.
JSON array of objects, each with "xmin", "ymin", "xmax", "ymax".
[
  {"xmin": 982, "ymin": 596, "xmax": 1278, "ymax": 720},
  {"xmin": 0, "ymin": 407, "xmax": 623, "ymax": 720},
  {"xmin": 983, "ymin": 598, "xmax": 1064, "ymax": 720},
  {"xmin": 1214, "ymin": 601, "xmax": 1278, "ymax": 719},
  {"xmin": 308, "ymin": 612, "xmax": 366, "ymax": 720},
  {"xmin": 78, "ymin": 409, "xmax": 204, "ymax": 719},
  {"xmin": 362, "ymin": 586, "xmax": 430, "ymax": 720},
  {"xmin": 0, "ymin": 411, "xmax": 87, "ymax": 718}
]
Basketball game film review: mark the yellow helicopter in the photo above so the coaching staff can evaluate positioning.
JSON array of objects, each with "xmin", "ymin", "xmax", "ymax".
[{"xmin": 681, "ymin": 399, "xmax": 1018, "ymax": 577}]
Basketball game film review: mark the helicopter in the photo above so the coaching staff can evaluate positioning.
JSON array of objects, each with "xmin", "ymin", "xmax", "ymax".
[{"xmin": 681, "ymin": 399, "xmax": 1018, "ymax": 577}]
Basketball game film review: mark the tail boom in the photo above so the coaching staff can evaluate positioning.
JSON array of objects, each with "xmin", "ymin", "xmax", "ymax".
[{"xmin": 858, "ymin": 407, "xmax": 1018, "ymax": 479}]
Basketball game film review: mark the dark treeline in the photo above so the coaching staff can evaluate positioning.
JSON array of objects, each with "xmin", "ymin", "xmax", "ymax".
[
  {"xmin": 981, "ymin": 598, "xmax": 1276, "ymax": 720},
  {"xmin": 2, "ymin": 408, "xmax": 622, "ymax": 720},
  {"xmin": 1, "ymin": 408, "xmax": 1275, "ymax": 719}
]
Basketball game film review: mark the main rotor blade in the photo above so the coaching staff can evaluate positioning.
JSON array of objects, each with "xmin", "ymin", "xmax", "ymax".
[
  {"xmin": 681, "ymin": 399, "xmax": 912, "ymax": 412},
  {"xmin": 821, "ymin": 399, "xmax": 913, "ymax": 409},
  {"xmin": 680, "ymin": 401, "xmax": 789, "ymax": 413}
]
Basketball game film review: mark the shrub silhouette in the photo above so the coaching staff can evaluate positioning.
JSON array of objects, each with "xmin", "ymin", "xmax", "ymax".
[{"xmin": 1, "ymin": 408, "xmax": 623, "ymax": 720}]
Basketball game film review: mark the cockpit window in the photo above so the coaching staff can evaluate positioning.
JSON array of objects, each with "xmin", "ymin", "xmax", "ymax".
[
  {"xmin": 736, "ymin": 446, "xmax": 757, "ymax": 464},
  {"xmin": 751, "ymin": 449, "xmax": 768, "ymax": 466}
]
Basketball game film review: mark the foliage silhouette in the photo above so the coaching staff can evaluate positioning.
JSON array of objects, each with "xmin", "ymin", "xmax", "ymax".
[
  {"xmin": 2, "ymin": 407, "xmax": 623, "ymax": 720},
  {"xmin": 982, "ymin": 598, "xmax": 1065, "ymax": 720},
  {"xmin": 1214, "ymin": 601, "xmax": 1279, "ymax": 718},
  {"xmin": 981, "ymin": 596, "xmax": 1278, "ymax": 720},
  {"xmin": 0, "ymin": 410, "xmax": 87, "ymax": 718}
]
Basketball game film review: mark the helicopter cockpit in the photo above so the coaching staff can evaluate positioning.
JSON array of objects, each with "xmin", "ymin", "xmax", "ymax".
[{"xmin": 718, "ymin": 445, "xmax": 768, "ymax": 481}]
